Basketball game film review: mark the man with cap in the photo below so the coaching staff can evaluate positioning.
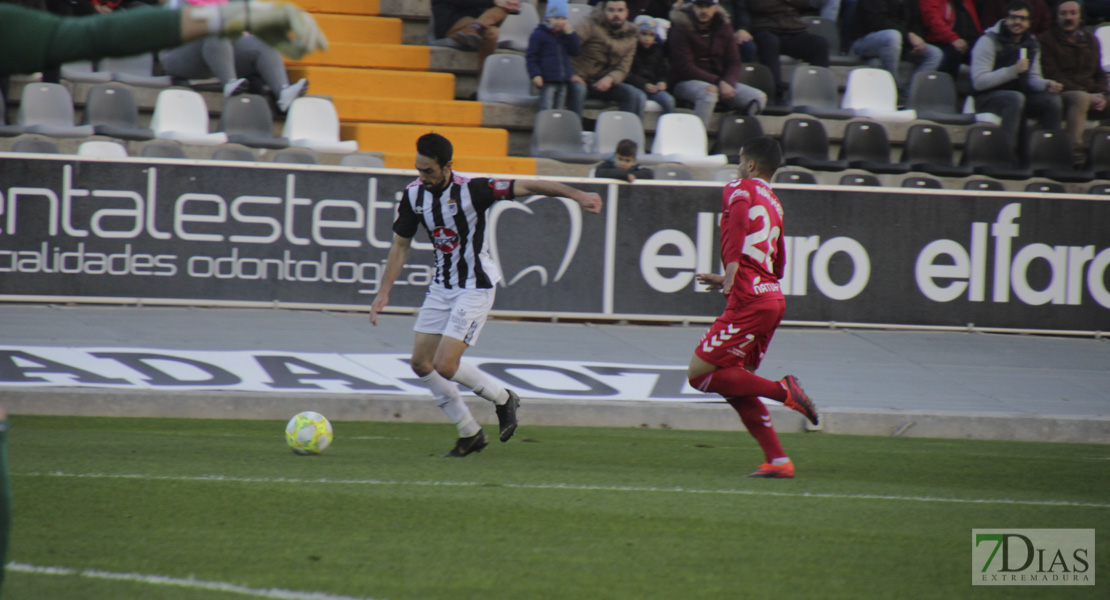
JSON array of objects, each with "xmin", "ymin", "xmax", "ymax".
[
  {"xmin": 568, "ymin": 0, "xmax": 647, "ymax": 117},
  {"xmin": 669, "ymin": 0, "xmax": 767, "ymax": 127},
  {"xmin": 527, "ymin": 0, "xmax": 582, "ymax": 110}
]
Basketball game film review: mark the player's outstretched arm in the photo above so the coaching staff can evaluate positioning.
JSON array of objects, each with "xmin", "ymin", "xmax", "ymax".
[
  {"xmin": 513, "ymin": 179, "xmax": 603, "ymax": 214},
  {"xmin": 369, "ymin": 234, "xmax": 413, "ymax": 326}
]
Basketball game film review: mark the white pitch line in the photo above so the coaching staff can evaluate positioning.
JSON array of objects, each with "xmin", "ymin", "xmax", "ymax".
[
  {"xmin": 7, "ymin": 562, "xmax": 379, "ymax": 600},
  {"xmin": 20, "ymin": 471, "xmax": 1110, "ymax": 509}
]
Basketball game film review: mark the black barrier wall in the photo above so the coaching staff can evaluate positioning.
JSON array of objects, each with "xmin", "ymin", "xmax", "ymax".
[{"xmin": 0, "ymin": 156, "xmax": 1107, "ymax": 332}]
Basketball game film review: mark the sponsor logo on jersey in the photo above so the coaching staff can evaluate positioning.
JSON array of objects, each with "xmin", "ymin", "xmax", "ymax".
[{"xmin": 432, "ymin": 227, "xmax": 460, "ymax": 253}]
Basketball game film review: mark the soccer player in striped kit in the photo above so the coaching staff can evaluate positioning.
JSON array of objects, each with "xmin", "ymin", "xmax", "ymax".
[
  {"xmin": 370, "ymin": 133, "xmax": 603, "ymax": 457},
  {"xmin": 687, "ymin": 136, "xmax": 820, "ymax": 478}
]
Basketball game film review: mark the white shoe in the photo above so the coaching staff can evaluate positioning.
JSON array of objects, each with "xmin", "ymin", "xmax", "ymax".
[
  {"xmin": 223, "ymin": 77, "xmax": 247, "ymax": 97},
  {"xmin": 278, "ymin": 78, "xmax": 308, "ymax": 113}
]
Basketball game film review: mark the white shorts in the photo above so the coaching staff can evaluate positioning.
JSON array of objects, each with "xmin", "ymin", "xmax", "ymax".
[{"xmin": 413, "ymin": 286, "xmax": 496, "ymax": 346}]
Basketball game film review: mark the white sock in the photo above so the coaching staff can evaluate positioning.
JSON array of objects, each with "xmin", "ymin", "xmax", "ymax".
[
  {"xmin": 771, "ymin": 457, "xmax": 791, "ymax": 466},
  {"xmin": 420, "ymin": 372, "xmax": 480, "ymax": 437},
  {"xmin": 451, "ymin": 362, "xmax": 509, "ymax": 405}
]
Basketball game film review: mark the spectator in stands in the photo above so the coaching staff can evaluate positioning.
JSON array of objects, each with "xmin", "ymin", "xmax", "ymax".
[
  {"xmin": 568, "ymin": 0, "xmax": 647, "ymax": 117},
  {"xmin": 432, "ymin": 0, "xmax": 521, "ymax": 75},
  {"xmin": 977, "ymin": 0, "xmax": 1049, "ymax": 35},
  {"xmin": 670, "ymin": 0, "xmax": 767, "ymax": 127},
  {"xmin": 627, "ymin": 16, "xmax": 677, "ymax": 113},
  {"xmin": 722, "ymin": 0, "xmax": 759, "ymax": 61},
  {"xmin": 1039, "ymin": 0, "xmax": 1110, "ymax": 166},
  {"xmin": 745, "ymin": 0, "xmax": 831, "ymax": 101},
  {"xmin": 850, "ymin": 0, "xmax": 943, "ymax": 102},
  {"xmin": 919, "ymin": 0, "xmax": 982, "ymax": 77},
  {"xmin": 970, "ymin": 0, "xmax": 1062, "ymax": 147},
  {"xmin": 527, "ymin": 0, "xmax": 581, "ymax": 111},
  {"xmin": 593, "ymin": 138, "xmax": 655, "ymax": 180}
]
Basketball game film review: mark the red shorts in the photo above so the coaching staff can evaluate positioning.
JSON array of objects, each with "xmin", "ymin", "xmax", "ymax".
[{"xmin": 694, "ymin": 298, "xmax": 785, "ymax": 370}]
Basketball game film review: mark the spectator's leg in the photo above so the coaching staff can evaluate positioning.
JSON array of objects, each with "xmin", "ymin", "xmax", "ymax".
[
  {"xmin": 234, "ymin": 34, "xmax": 288, "ymax": 92},
  {"xmin": 609, "ymin": 83, "xmax": 646, "ymax": 116},
  {"xmin": 650, "ymin": 90, "xmax": 677, "ymax": 113},
  {"xmin": 553, "ymin": 82, "xmax": 568, "ymax": 110},
  {"xmin": 839, "ymin": 0, "xmax": 858, "ymax": 51},
  {"xmin": 781, "ymin": 31, "xmax": 830, "ymax": 67},
  {"xmin": 730, "ymin": 82, "xmax": 768, "ymax": 114},
  {"xmin": 159, "ymin": 37, "xmax": 218, "ymax": 80},
  {"xmin": 1060, "ymin": 90, "xmax": 1091, "ymax": 165},
  {"xmin": 567, "ymin": 80, "xmax": 587, "ymax": 117},
  {"xmin": 937, "ymin": 43, "xmax": 963, "ymax": 79},
  {"xmin": 851, "ymin": 30, "xmax": 901, "ymax": 77},
  {"xmin": 976, "ymin": 90, "xmax": 1026, "ymax": 146},
  {"xmin": 818, "ymin": 0, "xmax": 841, "ymax": 22},
  {"xmin": 674, "ymin": 79, "xmax": 719, "ymax": 128},
  {"xmin": 538, "ymin": 84, "xmax": 556, "ymax": 111},
  {"xmin": 905, "ymin": 44, "xmax": 945, "ymax": 100},
  {"xmin": 1026, "ymin": 91, "xmax": 1063, "ymax": 131},
  {"xmin": 752, "ymin": 29, "xmax": 784, "ymax": 102},
  {"xmin": 739, "ymin": 40, "xmax": 758, "ymax": 63},
  {"xmin": 446, "ymin": 7, "xmax": 509, "ymax": 74}
]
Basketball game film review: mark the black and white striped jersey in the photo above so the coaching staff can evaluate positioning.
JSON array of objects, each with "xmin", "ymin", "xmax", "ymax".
[{"xmin": 393, "ymin": 173, "xmax": 516, "ymax": 289}]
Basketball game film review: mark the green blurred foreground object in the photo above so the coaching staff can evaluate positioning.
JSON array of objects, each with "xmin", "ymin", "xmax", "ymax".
[{"xmin": 5, "ymin": 416, "xmax": 1109, "ymax": 599}]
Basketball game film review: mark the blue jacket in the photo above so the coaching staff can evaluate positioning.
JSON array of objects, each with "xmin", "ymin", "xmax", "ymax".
[{"xmin": 526, "ymin": 24, "xmax": 581, "ymax": 83}]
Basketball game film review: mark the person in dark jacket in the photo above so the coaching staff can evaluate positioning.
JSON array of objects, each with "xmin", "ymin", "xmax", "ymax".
[
  {"xmin": 1039, "ymin": 0, "xmax": 1109, "ymax": 164},
  {"xmin": 850, "ymin": 0, "xmax": 943, "ymax": 98},
  {"xmin": 626, "ymin": 15, "xmax": 676, "ymax": 113},
  {"xmin": 744, "ymin": 0, "xmax": 830, "ymax": 100},
  {"xmin": 527, "ymin": 0, "xmax": 581, "ymax": 110},
  {"xmin": 670, "ymin": 0, "xmax": 766, "ymax": 127},
  {"xmin": 970, "ymin": 0, "xmax": 1062, "ymax": 146}
]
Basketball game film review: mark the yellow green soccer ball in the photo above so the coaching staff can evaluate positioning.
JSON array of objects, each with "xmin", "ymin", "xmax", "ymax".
[{"xmin": 285, "ymin": 411, "xmax": 333, "ymax": 455}]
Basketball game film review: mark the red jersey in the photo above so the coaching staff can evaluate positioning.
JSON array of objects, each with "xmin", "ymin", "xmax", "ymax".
[{"xmin": 719, "ymin": 177, "xmax": 786, "ymax": 309}]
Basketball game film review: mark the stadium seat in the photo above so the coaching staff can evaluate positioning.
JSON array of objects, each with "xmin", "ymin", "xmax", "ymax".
[
  {"xmin": 773, "ymin": 170, "xmax": 817, "ymax": 184},
  {"xmin": 655, "ymin": 166, "xmax": 694, "ymax": 180},
  {"xmin": 340, "ymin": 154, "xmax": 386, "ymax": 168},
  {"xmin": 273, "ymin": 149, "xmax": 319, "ymax": 164},
  {"xmin": 210, "ymin": 146, "xmax": 257, "ymax": 161},
  {"xmin": 531, "ymin": 109, "xmax": 605, "ymax": 163},
  {"xmin": 838, "ymin": 121, "xmax": 909, "ymax": 174},
  {"xmin": 841, "ymin": 68, "xmax": 916, "ymax": 121},
  {"xmin": 738, "ymin": 64, "xmax": 791, "ymax": 115},
  {"xmin": 1024, "ymin": 181, "xmax": 1067, "ymax": 193},
  {"xmin": 900, "ymin": 124, "xmax": 972, "ymax": 177},
  {"xmin": 77, "ymin": 140, "xmax": 129, "ymax": 158},
  {"xmin": 282, "ymin": 97, "xmax": 358, "ymax": 154},
  {"xmin": 713, "ymin": 166, "xmax": 739, "ymax": 182},
  {"xmin": 139, "ymin": 142, "xmax": 187, "ymax": 159},
  {"xmin": 593, "ymin": 111, "xmax": 665, "ymax": 163},
  {"xmin": 82, "ymin": 84, "xmax": 155, "ymax": 141},
  {"xmin": 964, "ymin": 179, "xmax": 1006, "ymax": 191},
  {"xmin": 711, "ymin": 112, "xmax": 764, "ymax": 163},
  {"xmin": 961, "ymin": 125, "xmax": 1032, "ymax": 179},
  {"xmin": 1026, "ymin": 129, "xmax": 1093, "ymax": 182},
  {"xmin": 497, "ymin": 2, "xmax": 540, "ymax": 52},
  {"xmin": 219, "ymin": 94, "xmax": 289, "ymax": 149},
  {"xmin": 476, "ymin": 54, "xmax": 540, "ymax": 108},
  {"xmin": 567, "ymin": 3, "xmax": 591, "ymax": 29},
  {"xmin": 801, "ymin": 16, "xmax": 866, "ymax": 66},
  {"xmin": 1085, "ymin": 183, "xmax": 1110, "ymax": 195},
  {"xmin": 901, "ymin": 175, "xmax": 944, "ymax": 189},
  {"xmin": 839, "ymin": 173, "xmax": 882, "ymax": 186},
  {"xmin": 909, "ymin": 71, "xmax": 976, "ymax": 125},
  {"xmin": 9, "ymin": 136, "xmax": 59, "ymax": 154},
  {"xmin": 1087, "ymin": 128, "xmax": 1110, "ymax": 179},
  {"xmin": 789, "ymin": 66, "xmax": 854, "ymax": 120},
  {"xmin": 150, "ymin": 88, "xmax": 228, "ymax": 146},
  {"xmin": 649, "ymin": 113, "xmax": 727, "ymax": 166},
  {"xmin": 100, "ymin": 53, "xmax": 173, "ymax": 87},
  {"xmin": 780, "ymin": 118, "xmax": 849, "ymax": 171},
  {"xmin": 7, "ymin": 83, "xmax": 96, "ymax": 138},
  {"xmin": 61, "ymin": 60, "xmax": 113, "ymax": 84}
]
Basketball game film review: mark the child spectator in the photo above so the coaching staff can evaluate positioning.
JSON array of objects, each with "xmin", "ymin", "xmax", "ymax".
[
  {"xmin": 594, "ymin": 138, "xmax": 655, "ymax": 181},
  {"xmin": 626, "ymin": 15, "xmax": 676, "ymax": 113},
  {"xmin": 526, "ymin": 0, "xmax": 581, "ymax": 110}
]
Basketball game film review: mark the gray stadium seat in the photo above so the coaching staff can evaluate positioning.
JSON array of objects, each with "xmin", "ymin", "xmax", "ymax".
[
  {"xmin": 219, "ymin": 94, "xmax": 289, "ymax": 149},
  {"xmin": 82, "ymin": 84, "xmax": 155, "ymax": 141},
  {"xmin": 10, "ymin": 83, "xmax": 96, "ymax": 138},
  {"xmin": 476, "ymin": 54, "xmax": 540, "ymax": 108},
  {"xmin": 530, "ymin": 109, "xmax": 604, "ymax": 163},
  {"xmin": 210, "ymin": 146, "xmax": 258, "ymax": 161},
  {"xmin": 272, "ymin": 149, "xmax": 319, "ymax": 164}
]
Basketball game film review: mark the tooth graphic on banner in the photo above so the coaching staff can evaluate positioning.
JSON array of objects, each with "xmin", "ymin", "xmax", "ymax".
[{"xmin": 488, "ymin": 195, "xmax": 582, "ymax": 287}]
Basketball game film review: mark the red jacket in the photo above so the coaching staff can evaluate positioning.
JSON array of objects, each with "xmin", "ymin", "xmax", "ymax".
[{"xmin": 919, "ymin": 0, "xmax": 981, "ymax": 45}]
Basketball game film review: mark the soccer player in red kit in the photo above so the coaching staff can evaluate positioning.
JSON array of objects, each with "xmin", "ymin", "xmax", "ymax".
[{"xmin": 687, "ymin": 135, "xmax": 819, "ymax": 479}]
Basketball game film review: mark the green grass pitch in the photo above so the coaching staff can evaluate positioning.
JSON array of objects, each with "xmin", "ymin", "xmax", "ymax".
[{"xmin": 6, "ymin": 415, "xmax": 1108, "ymax": 599}]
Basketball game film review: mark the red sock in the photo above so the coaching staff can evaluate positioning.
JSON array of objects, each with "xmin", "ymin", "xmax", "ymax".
[
  {"xmin": 727, "ymin": 396, "xmax": 786, "ymax": 462},
  {"xmin": 690, "ymin": 366, "xmax": 785, "ymax": 401}
]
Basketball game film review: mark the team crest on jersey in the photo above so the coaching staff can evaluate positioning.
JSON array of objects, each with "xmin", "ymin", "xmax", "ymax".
[
  {"xmin": 445, "ymin": 198, "xmax": 458, "ymax": 216},
  {"xmin": 432, "ymin": 227, "xmax": 460, "ymax": 253}
]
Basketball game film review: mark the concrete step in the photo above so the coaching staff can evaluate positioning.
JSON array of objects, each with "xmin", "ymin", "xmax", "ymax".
[
  {"xmin": 312, "ymin": 14, "xmax": 403, "ymax": 45},
  {"xmin": 285, "ymin": 66, "xmax": 455, "ymax": 100},
  {"xmin": 333, "ymin": 96, "xmax": 482, "ymax": 126},
  {"xmin": 291, "ymin": 0, "xmax": 381, "ymax": 15},
  {"xmin": 342, "ymin": 122, "xmax": 509, "ymax": 156},
  {"xmin": 287, "ymin": 43, "xmax": 431, "ymax": 71}
]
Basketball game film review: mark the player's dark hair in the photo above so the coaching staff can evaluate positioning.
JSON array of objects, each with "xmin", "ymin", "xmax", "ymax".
[
  {"xmin": 740, "ymin": 135, "xmax": 782, "ymax": 175},
  {"xmin": 416, "ymin": 133, "xmax": 453, "ymax": 167},
  {"xmin": 615, "ymin": 138, "xmax": 638, "ymax": 157}
]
